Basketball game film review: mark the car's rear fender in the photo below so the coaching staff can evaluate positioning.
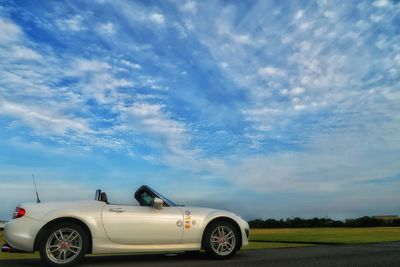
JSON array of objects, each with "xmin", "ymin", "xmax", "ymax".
[{"xmin": 33, "ymin": 217, "xmax": 94, "ymax": 253}]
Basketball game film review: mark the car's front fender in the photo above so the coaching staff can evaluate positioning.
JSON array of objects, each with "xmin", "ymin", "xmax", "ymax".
[{"xmin": 180, "ymin": 207, "xmax": 249, "ymax": 247}]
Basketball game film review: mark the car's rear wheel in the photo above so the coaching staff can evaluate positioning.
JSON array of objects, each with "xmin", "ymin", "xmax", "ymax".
[
  {"xmin": 203, "ymin": 221, "xmax": 238, "ymax": 259},
  {"xmin": 39, "ymin": 222, "xmax": 88, "ymax": 267}
]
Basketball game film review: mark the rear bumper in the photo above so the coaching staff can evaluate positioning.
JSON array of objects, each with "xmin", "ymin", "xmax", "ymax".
[
  {"xmin": 1, "ymin": 243, "xmax": 26, "ymax": 253},
  {"xmin": 4, "ymin": 216, "xmax": 44, "ymax": 252}
]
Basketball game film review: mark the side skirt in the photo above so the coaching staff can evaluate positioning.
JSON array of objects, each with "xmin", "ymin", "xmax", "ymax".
[{"xmin": 92, "ymin": 239, "xmax": 201, "ymax": 254}]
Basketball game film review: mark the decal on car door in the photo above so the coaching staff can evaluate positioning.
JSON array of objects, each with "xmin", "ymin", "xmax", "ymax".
[{"xmin": 184, "ymin": 210, "xmax": 191, "ymax": 229}]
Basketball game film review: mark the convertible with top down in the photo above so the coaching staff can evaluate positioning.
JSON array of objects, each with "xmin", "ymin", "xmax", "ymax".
[{"xmin": 2, "ymin": 185, "xmax": 249, "ymax": 266}]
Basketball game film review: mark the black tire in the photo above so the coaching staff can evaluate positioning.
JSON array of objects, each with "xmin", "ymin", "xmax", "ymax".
[
  {"xmin": 39, "ymin": 222, "xmax": 89, "ymax": 267},
  {"xmin": 203, "ymin": 221, "xmax": 239, "ymax": 259}
]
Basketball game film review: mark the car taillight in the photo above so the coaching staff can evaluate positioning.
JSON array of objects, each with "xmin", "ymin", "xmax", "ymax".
[{"xmin": 13, "ymin": 207, "xmax": 26, "ymax": 219}]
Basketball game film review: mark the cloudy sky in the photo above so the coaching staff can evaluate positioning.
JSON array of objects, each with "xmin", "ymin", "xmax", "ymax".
[{"xmin": 0, "ymin": 0, "xmax": 399, "ymax": 220}]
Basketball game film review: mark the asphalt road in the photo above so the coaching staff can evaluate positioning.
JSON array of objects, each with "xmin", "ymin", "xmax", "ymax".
[{"xmin": 1, "ymin": 242, "xmax": 399, "ymax": 267}]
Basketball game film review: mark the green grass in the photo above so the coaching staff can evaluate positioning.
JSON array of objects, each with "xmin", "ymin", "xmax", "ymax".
[
  {"xmin": 250, "ymin": 227, "xmax": 400, "ymax": 244},
  {"xmin": 1, "ymin": 227, "xmax": 400, "ymax": 260}
]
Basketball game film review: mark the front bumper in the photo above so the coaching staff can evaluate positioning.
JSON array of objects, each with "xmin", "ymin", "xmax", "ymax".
[{"xmin": 237, "ymin": 218, "xmax": 250, "ymax": 247}]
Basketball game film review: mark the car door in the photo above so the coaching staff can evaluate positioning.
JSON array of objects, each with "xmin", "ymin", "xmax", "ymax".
[{"xmin": 101, "ymin": 204, "xmax": 184, "ymax": 245}]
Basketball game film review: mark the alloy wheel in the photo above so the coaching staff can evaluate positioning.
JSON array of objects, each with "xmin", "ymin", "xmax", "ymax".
[
  {"xmin": 210, "ymin": 225, "xmax": 236, "ymax": 256},
  {"xmin": 45, "ymin": 228, "xmax": 82, "ymax": 264}
]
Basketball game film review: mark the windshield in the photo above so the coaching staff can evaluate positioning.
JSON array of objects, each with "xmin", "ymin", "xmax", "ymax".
[
  {"xmin": 151, "ymin": 188, "xmax": 177, "ymax": 207},
  {"xmin": 134, "ymin": 185, "xmax": 177, "ymax": 207}
]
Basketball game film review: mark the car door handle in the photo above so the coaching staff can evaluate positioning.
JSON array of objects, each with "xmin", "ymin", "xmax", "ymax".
[{"xmin": 109, "ymin": 208, "xmax": 126, "ymax": 213}]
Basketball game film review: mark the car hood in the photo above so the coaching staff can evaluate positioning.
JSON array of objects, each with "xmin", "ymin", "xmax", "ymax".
[
  {"xmin": 180, "ymin": 206, "xmax": 244, "ymax": 223},
  {"xmin": 181, "ymin": 206, "xmax": 235, "ymax": 216}
]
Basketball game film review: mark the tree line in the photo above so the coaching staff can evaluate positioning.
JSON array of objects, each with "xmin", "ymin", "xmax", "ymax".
[{"xmin": 248, "ymin": 216, "xmax": 400, "ymax": 228}]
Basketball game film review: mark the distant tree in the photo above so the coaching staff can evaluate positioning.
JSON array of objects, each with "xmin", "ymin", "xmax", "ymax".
[
  {"xmin": 248, "ymin": 216, "xmax": 397, "ymax": 228},
  {"xmin": 248, "ymin": 219, "xmax": 265, "ymax": 228}
]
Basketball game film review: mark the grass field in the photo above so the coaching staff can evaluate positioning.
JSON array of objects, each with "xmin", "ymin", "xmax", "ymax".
[
  {"xmin": 1, "ymin": 227, "xmax": 400, "ymax": 260},
  {"xmin": 250, "ymin": 227, "xmax": 400, "ymax": 244}
]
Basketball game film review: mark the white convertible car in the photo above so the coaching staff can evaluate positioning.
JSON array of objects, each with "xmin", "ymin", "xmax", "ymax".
[{"xmin": 2, "ymin": 185, "xmax": 249, "ymax": 266}]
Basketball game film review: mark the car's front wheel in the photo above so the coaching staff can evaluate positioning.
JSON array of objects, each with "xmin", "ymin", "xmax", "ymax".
[
  {"xmin": 203, "ymin": 221, "xmax": 238, "ymax": 259},
  {"xmin": 39, "ymin": 222, "xmax": 88, "ymax": 267}
]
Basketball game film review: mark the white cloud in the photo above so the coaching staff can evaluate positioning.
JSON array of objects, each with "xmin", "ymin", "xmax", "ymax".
[
  {"xmin": 375, "ymin": 36, "xmax": 387, "ymax": 49},
  {"xmin": 174, "ymin": 0, "xmax": 400, "ymax": 171},
  {"xmin": 220, "ymin": 62, "xmax": 229, "ymax": 68},
  {"xmin": 0, "ymin": 100, "xmax": 92, "ymax": 135},
  {"xmin": 298, "ymin": 21, "xmax": 314, "ymax": 32},
  {"xmin": 290, "ymin": 87, "xmax": 305, "ymax": 96},
  {"xmin": 225, "ymin": 119, "xmax": 400, "ymax": 193},
  {"xmin": 243, "ymin": 107, "xmax": 280, "ymax": 118},
  {"xmin": 0, "ymin": 18, "xmax": 23, "ymax": 43},
  {"xmin": 294, "ymin": 10, "xmax": 304, "ymax": 20},
  {"xmin": 395, "ymin": 54, "xmax": 400, "ymax": 65},
  {"xmin": 74, "ymin": 59, "xmax": 111, "ymax": 72},
  {"xmin": 370, "ymin": 13, "xmax": 384, "ymax": 22},
  {"xmin": 231, "ymin": 33, "xmax": 252, "ymax": 45},
  {"xmin": 242, "ymin": 107, "xmax": 280, "ymax": 132},
  {"xmin": 56, "ymin": 15, "xmax": 84, "ymax": 31},
  {"xmin": 11, "ymin": 45, "xmax": 42, "ymax": 60},
  {"xmin": 181, "ymin": 1, "xmax": 197, "ymax": 14},
  {"xmin": 258, "ymin": 66, "xmax": 285, "ymax": 77},
  {"xmin": 97, "ymin": 22, "xmax": 116, "ymax": 34},
  {"xmin": 0, "ymin": 17, "xmax": 137, "ymax": 149},
  {"xmin": 216, "ymin": 20, "xmax": 255, "ymax": 46},
  {"xmin": 294, "ymin": 104, "xmax": 306, "ymax": 111},
  {"xmin": 120, "ymin": 102, "xmax": 190, "ymax": 155},
  {"xmin": 373, "ymin": 0, "xmax": 390, "ymax": 8},
  {"xmin": 173, "ymin": 22, "xmax": 188, "ymax": 39},
  {"xmin": 0, "ymin": 1, "xmax": 399, "ymax": 221},
  {"xmin": 149, "ymin": 13, "xmax": 165, "ymax": 25},
  {"xmin": 64, "ymin": 58, "xmax": 134, "ymax": 104},
  {"xmin": 323, "ymin": 11, "xmax": 335, "ymax": 19},
  {"xmin": 121, "ymin": 59, "xmax": 141, "ymax": 70},
  {"xmin": 102, "ymin": 1, "xmax": 171, "ymax": 32},
  {"xmin": 291, "ymin": 97, "xmax": 300, "ymax": 103}
]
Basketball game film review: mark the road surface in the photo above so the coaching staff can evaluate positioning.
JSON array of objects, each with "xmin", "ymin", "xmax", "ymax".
[{"xmin": 1, "ymin": 242, "xmax": 399, "ymax": 266}]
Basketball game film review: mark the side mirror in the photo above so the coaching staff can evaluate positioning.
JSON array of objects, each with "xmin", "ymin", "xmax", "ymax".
[{"xmin": 153, "ymin": 197, "xmax": 164, "ymax": 209}]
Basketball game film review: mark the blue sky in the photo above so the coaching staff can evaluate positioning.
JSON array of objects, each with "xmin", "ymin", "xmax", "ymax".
[{"xmin": 0, "ymin": 0, "xmax": 399, "ymax": 220}]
